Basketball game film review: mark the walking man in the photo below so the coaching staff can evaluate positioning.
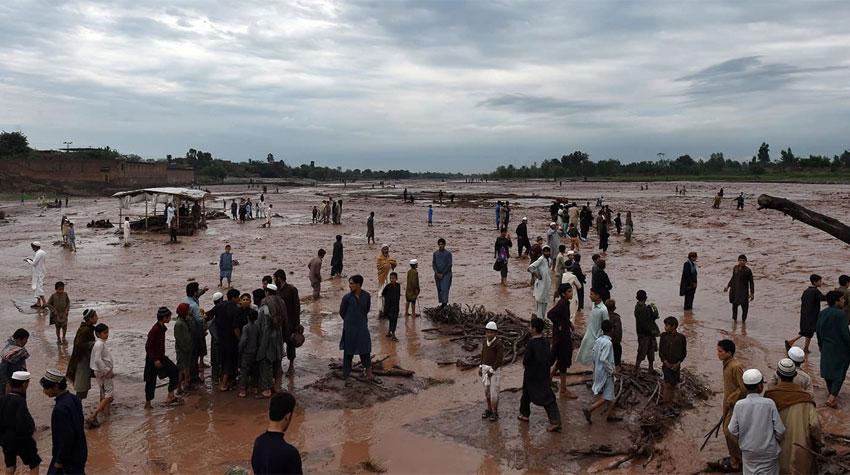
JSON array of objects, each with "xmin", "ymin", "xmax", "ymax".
[
  {"xmin": 518, "ymin": 318, "xmax": 561, "ymax": 432},
  {"xmin": 308, "ymin": 249, "xmax": 325, "ymax": 299},
  {"xmin": 528, "ymin": 245, "xmax": 552, "ymax": 318},
  {"xmin": 432, "ymin": 238, "xmax": 453, "ymax": 308},
  {"xmin": 718, "ymin": 339, "xmax": 747, "ymax": 472},
  {"xmin": 679, "ymin": 252, "xmax": 698, "ymax": 310},
  {"xmin": 815, "ymin": 290, "xmax": 850, "ymax": 407},
  {"xmin": 724, "ymin": 254, "xmax": 754, "ymax": 322},
  {"xmin": 27, "ymin": 242, "xmax": 47, "ymax": 309},
  {"xmin": 41, "ymin": 369, "xmax": 87, "ymax": 474},
  {"xmin": 784, "ymin": 274, "xmax": 824, "ymax": 353},
  {"xmin": 515, "ymin": 217, "xmax": 531, "ymax": 257},
  {"xmin": 764, "ymin": 359, "xmax": 821, "ymax": 475},
  {"xmin": 330, "ymin": 235, "xmax": 344, "ymax": 278}
]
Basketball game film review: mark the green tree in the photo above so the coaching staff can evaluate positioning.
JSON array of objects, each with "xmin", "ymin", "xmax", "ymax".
[
  {"xmin": 0, "ymin": 131, "xmax": 30, "ymax": 157},
  {"xmin": 757, "ymin": 142, "xmax": 770, "ymax": 164}
]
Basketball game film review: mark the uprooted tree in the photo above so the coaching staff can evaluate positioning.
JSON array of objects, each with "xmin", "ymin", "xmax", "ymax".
[{"xmin": 757, "ymin": 194, "xmax": 850, "ymax": 245}]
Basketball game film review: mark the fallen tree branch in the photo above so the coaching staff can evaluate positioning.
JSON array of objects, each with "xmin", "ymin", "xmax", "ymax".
[{"xmin": 758, "ymin": 194, "xmax": 850, "ymax": 244}]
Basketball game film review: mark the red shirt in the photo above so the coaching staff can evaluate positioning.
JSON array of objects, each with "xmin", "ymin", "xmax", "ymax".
[{"xmin": 145, "ymin": 322, "xmax": 167, "ymax": 361}]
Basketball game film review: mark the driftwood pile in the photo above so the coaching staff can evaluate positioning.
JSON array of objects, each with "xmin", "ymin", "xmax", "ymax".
[
  {"xmin": 424, "ymin": 304, "xmax": 583, "ymax": 369},
  {"xmin": 423, "ymin": 304, "xmax": 532, "ymax": 369}
]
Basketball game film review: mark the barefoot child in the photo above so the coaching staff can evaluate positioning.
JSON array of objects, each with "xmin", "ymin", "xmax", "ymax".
[
  {"xmin": 143, "ymin": 307, "xmax": 179, "ymax": 409},
  {"xmin": 583, "ymin": 319, "xmax": 615, "ymax": 424},
  {"xmin": 88, "ymin": 323, "xmax": 113, "ymax": 426},
  {"xmin": 479, "ymin": 321, "xmax": 503, "ymax": 421},
  {"xmin": 46, "ymin": 281, "xmax": 70, "ymax": 345},
  {"xmin": 382, "ymin": 272, "xmax": 401, "ymax": 341},
  {"xmin": 405, "ymin": 260, "xmax": 420, "ymax": 317},
  {"xmin": 238, "ymin": 305, "xmax": 259, "ymax": 398},
  {"xmin": 659, "ymin": 316, "xmax": 687, "ymax": 405},
  {"xmin": 173, "ymin": 303, "xmax": 192, "ymax": 393},
  {"xmin": 219, "ymin": 245, "xmax": 236, "ymax": 288}
]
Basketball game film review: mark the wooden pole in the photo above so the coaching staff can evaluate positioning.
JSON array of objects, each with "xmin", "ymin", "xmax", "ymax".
[{"xmin": 145, "ymin": 198, "xmax": 149, "ymax": 232}]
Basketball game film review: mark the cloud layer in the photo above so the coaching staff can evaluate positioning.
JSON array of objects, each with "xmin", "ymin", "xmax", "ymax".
[{"xmin": 1, "ymin": 0, "xmax": 849, "ymax": 171}]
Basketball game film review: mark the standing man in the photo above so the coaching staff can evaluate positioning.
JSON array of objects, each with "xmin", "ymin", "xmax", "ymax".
[
  {"xmin": 274, "ymin": 270, "xmax": 302, "ymax": 377},
  {"xmin": 583, "ymin": 320, "xmax": 616, "ymax": 424},
  {"xmin": 835, "ymin": 274, "xmax": 850, "ymax": 320},
  {"xmin": 219, "ymin": 244, "xmax": 237, "ymax": 288},
  {"xmin": 576, "ymin": 289, "xmax": 609, "ymax": 365},
  {"xmin": 330, "ymin": 235, "xmax": 344, "ymax": 278},
  {"xmin": 251, "ymin": 392, "xmax": 303, "ymax": 475},
  {"xmin": 784, "ymin": 274, "xmax": 825, "ymax": 353},
  {"xmin": 494, "ymin": 227, "xmax": 512, "ymax": 286},
  {"xmin": 308, "ymin": 249, "xmax": 326, "ymax": 299},
  {"xmin": 633, "ymin": 290, "xmax": 659, "ymax": 373},
  {"xmin": 517, "ymin": 318, "xmax": 561, "ymax": 432},
  {"xmin": 376, "ymin": 245, "xmax": 397, "ymax": 316},
  {"xmin": 0, "ymin": 371, "xmax": 41, "ymax": 475},
  {"xmin": 495, "ymin": 201, "xmax": 502, "ymax": 230},
  {"xmin": 546, "ymin": 222, "xmax": 559, "ymax": 258},
  {"xmin": 366, "ymin": 212, "xmax": 375, "ymax": 244},
  {"xmin": 515, "ymin": 217, "xmax": 531, "ymax": 258},
  {"xmin": 405, "ymin": 260, "xmax": 420, "ymax": 318},
  {"xmin": 764, "ymin": 359, "xmax": 821, "ymax": 475},
  {"xmin": 432, "ymin": 238, "xmax": 453, "ymax": 308},
  {"xmin": 815, "ymin": 290, "xmax": 850, "ymax": 407},
  {"xmin": 26, "ymin": 242, "xmax": 47, "ymax": 309},
  {"xmin": 528, "ymin": 245, "xmax": 552, "ymax": 319},
  {"xmin": 66, "ymin": 309, "xmax": 98, "ymax": 401},
  {"xmin": 257, "ymin": 284, "xmax": 285, "ymax": 397},
  {"xmin": 548, "ymin": 284, "xmax": 576, "ymax": 399},
  {"xmin": 736, "ymin": 193, "xmax": 745, "ymax": 210},
  {"xmin": 718, "ymin": 339, "xmax": 747, "ymax": 472},
  {"xmin": 185, "ymin": 283, "xmax": 209, "ymax": 384},
  {"xmin": 41, "ymin": 369, "xmax": 87, "ymax": 474},
  {"xmin": 122, "ymin": 217, "xmax": 131, "ymax": 246},
  {"xmin": 728, "ymin": 369, "xmax": 784, "ymax": 474},
  {"xmin": 679, "ymin": 252, "xmax": 698, "ymax": 310},
  {"xmin": 339, "ymin": 275, "xmax": 379, "ymax": 386},
  {"xmin": 724, "ymin": 254, "xmax": 754, "ymax": 322},
  {"xmin": 217, "ymin": 290, "xmax": 241, "ymax": 392}
]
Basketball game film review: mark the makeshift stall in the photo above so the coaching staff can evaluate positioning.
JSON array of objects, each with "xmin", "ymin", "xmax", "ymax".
[{"xmin": 112, "ymin": 187, "xmax": 209, "ymax": 235}]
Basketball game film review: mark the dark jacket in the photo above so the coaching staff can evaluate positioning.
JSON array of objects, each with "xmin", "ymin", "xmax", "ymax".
[
  {"xmin": 591, "ymin": 267, "xmax": 613, "ymax": 300},
  {"xmin": 799, "ymin": 286, "xmax": 824, "ymax": 335},
  {"xmin": 727, "ymin": 265, "xmax": 754, "ymax": 304},
  {"xmin": 50, "ymin": 391, "xmax": 87, "ymax": 473},
  {"xmin": 522, "ymin": 336, "xmax": 556, "ymax": 405},
  {"xmin": 145, "ymin": 322, "xmax": 167, "ymax": 362},
  {"xmin": 679, "ymin": 259, "xmax": 697, "ymax": 296},
  {"xmin": 339, "ymin": 291, "xmax": 371, "ymax": 355}
]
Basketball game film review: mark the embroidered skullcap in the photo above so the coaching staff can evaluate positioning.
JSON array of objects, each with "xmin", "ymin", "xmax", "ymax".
[{"xmin": 777, "ymin": 358, "xmax": 797, "ymax": 378}]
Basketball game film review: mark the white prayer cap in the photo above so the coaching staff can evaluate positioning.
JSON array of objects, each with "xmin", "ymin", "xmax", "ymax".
[
  {"xmin": 742, "ymin": 368, "xmax": 763, "ymax": 385},
  {"xmin": 381, "ymin": 244, "xmax": 389, "ymax": 249},
  {"xmin": 409, "ymin": 259, "xmax": 418, "ymax": 265},
  {"xmin": 542, "ymin": 245, "xmax": 551, "ymax": 250},
  {"xmin": 266, "ymin": 283, "xmax": 278, "ymax": 291},
  {"xmin": 11, "ymin": 371, "xmax": 30, "ymax": 381},
  {"xmin": 522, "ymin": 217, "xmax": 527, "ymax": 221},
  {"xmin": 566, "ymin": 250, "xmax": 575, "ymax": 255},
  {"xmin": 485, "ymin": 321, "xmax": 497, "ymax": 331},
  {"xmin": 787, "ymin": 346, "xmax": 805, "ymax": 363},
  {"xmin": 212, "ymin": 292, "xmax": 224, "ymax": 302},
  {"xmin": 31, "ymin": 241, "xmax": 41, "ymax": 247},
  {"xmin": 549, "ymin": 222, "xmax": 556, "ymax": 226}
]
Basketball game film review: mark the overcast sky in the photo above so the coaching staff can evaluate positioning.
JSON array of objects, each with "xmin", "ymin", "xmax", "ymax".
[{"xmin": 1, "ymin": 1, "xmax": 849, "ymax": 172}]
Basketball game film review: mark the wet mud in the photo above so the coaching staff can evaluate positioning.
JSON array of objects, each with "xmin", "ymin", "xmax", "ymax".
[{"xmin": 2, "ymin": 180, "xmax": 850, "ymax": 473}]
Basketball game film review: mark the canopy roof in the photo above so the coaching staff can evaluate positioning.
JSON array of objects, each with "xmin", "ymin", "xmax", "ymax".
[{"xmin": 112, "ymin": 187, "xmax": 209, "ymax": 201}]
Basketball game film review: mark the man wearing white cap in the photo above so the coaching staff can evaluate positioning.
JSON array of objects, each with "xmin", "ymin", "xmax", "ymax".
[
  {"xmin": 479, "ymin": 321, "xmax": 504, "ymax": 421},
  {"xmin": 546, "ymin": 222, "xmax": 559, "ymax": 257},
  {"xmin": 766, "ymin": 347, "xmax": 813, "ymax": 396},
  {"xmin": 515, "ymin": 217, "xmax": 531, "ymax": 258},
  {"xmin": 0, "ymin": 371, "xmax": 41, "ymax": 474},
  {"xmin": 728, "ymin": 368, "xmax": 785, "ymax": 475},
  {"xmin": 528, "ymin": 245, "xmax": 552, "ymax": 319},
  {"xmin": 26, "ymin": 242, "xmax": 47, "ymax": 309},
  {"xmin": 764, "ymin": 359, "xmax": 821, "ymax": 475}
]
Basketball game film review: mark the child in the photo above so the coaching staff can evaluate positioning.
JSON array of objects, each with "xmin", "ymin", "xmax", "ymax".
[
  {"xmin": 659, "ymin": 316, "xmax": 687, "ymax": 404},
  {"xmin": 312, "ymin": 205, "xmax": 318, "ymax": 223},
  {"xmin": 122, "ymin": 217, "xmax": 131, "ymax": 246},
  {"xmin": 68, "ymin": 222, "xmax": 77, "ymax": 251},
  {"xmin": 479, "ymin": 321, "xmax": 503, "ymax": 421},
  {"xmin": 554, "ymin": 244, "xmax": 568, "ymax": 280},
  {"xmin": 88, "ymin": 323, "xmax": 113, "ymax": 426},
  {"xmin": 605, "ymin": 299, "xmax": 623, "ymax": 367},
  {"xmin": 173, "ymin": 303, "xmax": 193, "ymax": 393},
  {"xmin": 46, "ymin": 281, "xmax": 70, "ymax": 345},
  {"xmin": 219, "ymin": 245, "xmax": 237, "ymax": 288},
  {"xmin": 238, "ymin": 304, "xmax": 260, "ymax": 398},
  {"xmin": 583, "ymin": 319, "xmax": 615, "ymax": 424},
  {"xmin": 405, "ymin": 260, "xmax": 420, "ymax": 318},
  {"xmin": 144, "ymin": 307, "xmax": 179, "ymax": 408},
  {"xmin": 427, "ymin": 205, "xmax": 433, "ymax": 227},
  {"xmin": 382, "ymin": 272, "xmax": 401, "ymax": 341},
  {"xmin": 567, "ymin": 223, "xmax": 580, "ymax": 251}
]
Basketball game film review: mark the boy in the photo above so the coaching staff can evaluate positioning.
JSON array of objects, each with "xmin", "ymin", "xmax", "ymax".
[
  {"xmin": 144, "ymin": 307, "xmax": 179, "ymax": 409},
  {"xmin": 46, "ymin": 281, "xmax": 70, "ymax": 345},
  {"xmin": 219, "ymin": 245, "xmax": 237, "ymax": 288},
  {"xmin": 718, "ymin": 339, "xmax": 746, "ymax": 471},
  {"xmin": 785, "ymin": 273, "xmax": 824, "ymax": 353},
  {"xmin": 311, "ymin": 205, "xmax": 318, "ymax": 224},
  {"xmin": 238, "ymin": 301, "xmax": 260, "ymax": 398},
  {"xmin": 173, "ymin": 303, "xmax": 193, "ymax": 394},
  {"xmin": 554, "ymin": 244, "xmax": 568, "ymax": 279},
  {"xmin": 583, "ymin": 319, "xmax": 615, "ymax": 424},
  {"xmin": 88, "ymin": 323, "xmax": 113, "ymax": 426},
  {"xmin": 67, "ymin": 222, "xmax": 76, "ymax": 252},
  {"xmin": 605, "ymin": 299, "xmax": 623, "ymax": 367},
  {"xmin": 382, "ymin": 272, "xmax": 402, "ymax": 341},
  {"xmin": 479, "ymin": 321, "xmax": 504, "ymax": 421},
  {"xmin": 659, "ymin": 316, "xmax": 687, "ymax": 404},
  {"xmin": 427, "ymin": 205, "xmax": 433, "ymax": 227},
  {"xmin": 567, "ymin": 222, "xmax": 580, "ymax": 251},
  {"xmin": 405, "ymin": 260, "xmax": 420, "ymax": 318},
  {"xmin": 518, "ymin": 318, "xmax": 561, "ymax": 432},
  {"xmin": 634, "ymin": 290, "xmax": 659, "ymax": 372},
  {"xmin": 366, "ymin": 212, "xmax": 375, "ymax": 244},
  {"xmin": 251, "ymin": 392, "xmax": 303, "ymax": 475},
  {"xmin": 308, "ymin": 249, "xmax": 325, "ymax": 299}
]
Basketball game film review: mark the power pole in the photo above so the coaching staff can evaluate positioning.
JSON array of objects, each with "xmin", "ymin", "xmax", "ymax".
[{"xmin": 63, "ymin": 141, "xmax": 73, "ymax": 153}]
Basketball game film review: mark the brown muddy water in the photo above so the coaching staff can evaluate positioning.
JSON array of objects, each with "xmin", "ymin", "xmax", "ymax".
[{"xmin": 1, "ymin": 180, "xmax": 849, "ymax": 474}]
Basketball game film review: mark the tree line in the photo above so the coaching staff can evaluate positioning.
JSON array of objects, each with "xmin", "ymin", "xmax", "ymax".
[{"xmin": 489, "ymin": 144, "xmax": 850, "ymax": 179}]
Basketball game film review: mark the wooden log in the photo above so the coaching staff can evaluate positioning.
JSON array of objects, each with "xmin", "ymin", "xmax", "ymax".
[{"xmin": 758, "ymin": 194, "xmax": 850, "ymax": 244}]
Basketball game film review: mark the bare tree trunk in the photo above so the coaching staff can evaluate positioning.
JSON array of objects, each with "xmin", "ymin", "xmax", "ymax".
[{"xmin": 757, "ymin": 194, "xmax": 850, "ymax": 244}]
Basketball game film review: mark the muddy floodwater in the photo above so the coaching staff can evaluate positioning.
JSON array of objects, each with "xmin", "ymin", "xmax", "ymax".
[{"xmin": 2, "ymin": 180, "xmax": 849, "ymax": 474}]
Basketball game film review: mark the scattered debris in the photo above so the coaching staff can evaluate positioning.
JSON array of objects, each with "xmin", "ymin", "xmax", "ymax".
[{"xmin": 87, "ymin": 219, "xmax": 114, "ymax": 228}]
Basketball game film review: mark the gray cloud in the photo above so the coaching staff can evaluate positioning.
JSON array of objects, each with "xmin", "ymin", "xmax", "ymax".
[{"xmin": 1, "ymin": 0, "xmax": 850, "ymax": 172}]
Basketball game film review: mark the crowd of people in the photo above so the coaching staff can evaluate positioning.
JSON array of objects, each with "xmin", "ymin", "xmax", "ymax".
[{"xmin": 4, "ymin": 185, "xmax": 850, "ymax": 475}]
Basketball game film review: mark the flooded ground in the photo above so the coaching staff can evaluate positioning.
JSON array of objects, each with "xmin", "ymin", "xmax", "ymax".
[{"xmin": 1, "ymin": 180, "xmax": 849, "ymax": 474}]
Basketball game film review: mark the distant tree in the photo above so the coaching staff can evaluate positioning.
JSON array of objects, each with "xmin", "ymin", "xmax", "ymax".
[
  {"xmin": 0, "ymin": 131, "xmax": 30, "ymax": 157},
  {"xmin": 757, "ymin": 142, "xmax": 770, "ymax": 164},
  {"xmin": 840, "ymin": 150, "xmax": 850, "ymax": 168},
  {"xmin": 267, "ymin": 153, "xmax": 274, "ymax": 163},
  {"xmin": 779, "ymin": 148, "xmax": 797, "ymax": 166},
  {"xmin": 706, "ymin": 152, "xmax": 725, "ymax": 171}
]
